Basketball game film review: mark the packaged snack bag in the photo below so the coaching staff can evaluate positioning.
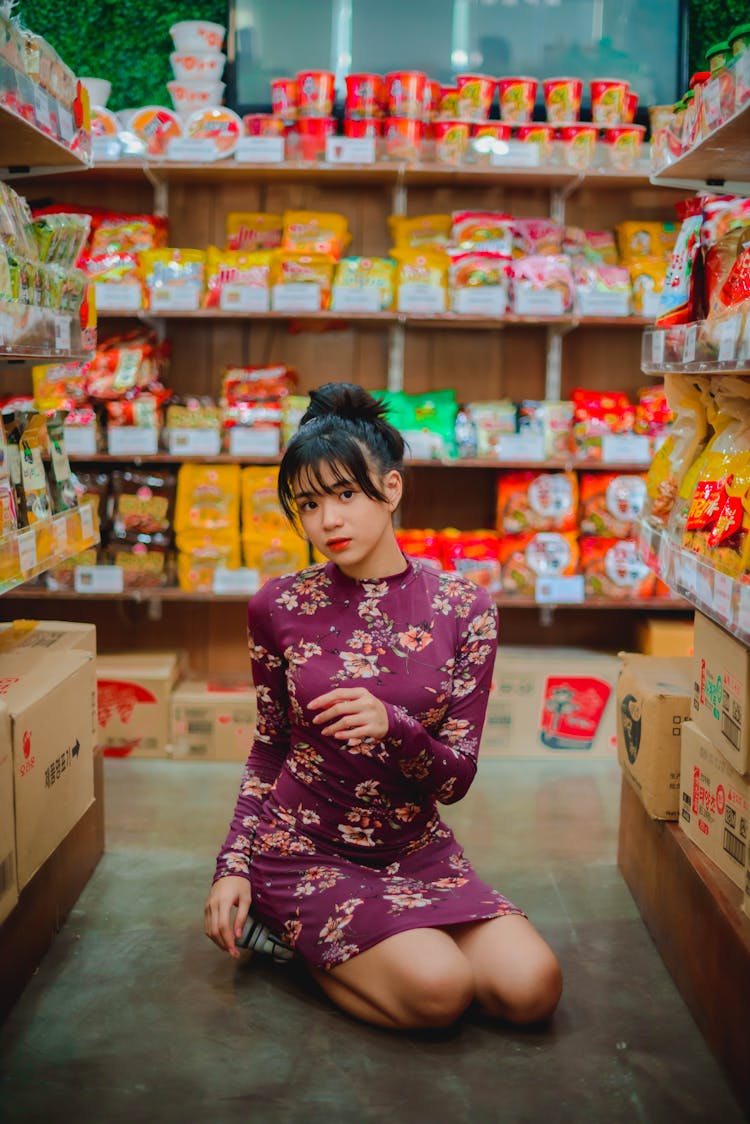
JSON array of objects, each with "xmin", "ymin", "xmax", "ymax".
[
  {"xmin": 242, "ymin": 529, "xmax": 309, "ymax": 580},
  {"xmin": 467, "ymin": 400, "xmax": 518, "ymax": 457},
  {"xmin": 281, "ymin": 395, "xmax": 310, "ymax": 447},
  {"xmin": 175, "ymin": 533, "xmax": 242, "ymax": 592},
  {"xmin": 140, "ymin": 248, "xmax": 205, "ymax": 311},
  {"xmin": 629, "ymin": 258, "xmax": 667, "ymax": 315},
  {"xmin": 496, "ymin": 471, "xmax": 578, "ymax": 534},
  {"xmin": 174, "ymin": 464, "xmax": 241, "ymax": 535},
  {"xmin": 388, "ymin": 214, "xmax": 452, "ymax": 250},
  {"xmin": 616, "ymin": 221, "xmax": 678, "ymax": 262},
  {"xmin": 270, "ymin": 252, "xmax": 335, "ymax": 310},
  {"xmin": 45, "ymin": 412, "xmax": 79, "ymax": 513},
  {"xmin": 395, "ymin": 528, "xmax": 443, "ymax": 568},
  {"xmin": 563, "ymin": 227, "xmax": 618, "ymax": 265},
  {"xmin": 635, "ymin": 384, "xmax": 672, "ymax": 438},
  {"xmin": 570, "ymin": 389, "xmax": 636, "ymax": 459},
  {"xmin": 31, "ymin": 361, "xmax": 88, "ymax": 412},
  {"xmin": 510, "ymin": 256, "xmax": 575, "ymax": 315},
  {"xmin": 511, "ymin": 218, "xmax": 562, "ymax": 257},
  {"xmin": 391, "ymin": 248, "xmax": 449, "ymax": 313},
  {"xmin": 281, "ymin": 211, "xmax": 351, "ymax": 259},
  {"xmin": 203, "ymin": 247, "xmax": 272, "ymax": 310},
  {"xmin": 716, "ymin": 242, "xmax": 750, "ymax": 311},
  {"xmin": 451, "ymin": 211, "xmax": 513, "ymax": 255},
  {"xmin": 517, "ymin": 400, "xmax": 574, "ymax": 457},
  {"xmin": 19, "ymin": 413, "xmax": 53, "ymax": 524},
  {"xmin": 87, "ymin": 211, "xmax": 168, "ymax": 256},
  {"xmin": 107, "ymin": 533, "xmax": 172, "ymax": 589},
  {"xmin": 580, "ymin": 537, "xmax": 656, "ymax": 600},
  {"xmin": 573, "ymin": 264, "xmax": 631, "ymax": 316},
  {"xmin": 226, "ymin": 213, "xmax": 283, "ymax": 253},
  {"xmin": 448, "ymin": 251, "xmax": 510, "ymax": 314},
  {"xmin": 497, "ymin": 531, "xmax": 580, "ymax": 596},
  {"xmin": 440, "ymin": 529, "xmax": 502, "ymax": 592},
  {"xmin": 579, "ymin": 473, "xmax": 647, "ymax": 538},
  {"xmin": 656, "ymin": 199, "xmax": 704, "ymax": 327},
  {"xmin": 378, "ymin": 388, "xmax": 458, "ymax": 458},
  {"xmin": 111, "ymin": 469, "xmax": 176, "ymax": 537},
  {"xmin": 241, "ymin": 465, "xmax": 286, "ymax": 531},
  {"xmin": 331, "ymin": 257, "xmax": 396, "ymax": 311}
]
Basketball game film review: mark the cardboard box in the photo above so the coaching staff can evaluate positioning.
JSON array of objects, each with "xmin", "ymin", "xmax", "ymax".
[
  {"xmin": 97, "ymin": 651, "xmax": 183, "ymax": 758},
  {"xmin": 0, "ymin": 727, "xmax": 17, "ymax": 924},
  {"xmin": 679, "ymin": 721, "xmax": 750, "ymax": 890},
  {"xmin": 0, "ymin": 619, "xmax": 96, "ymax": 657},
  {"xmin": 171, "ymin": 680, "xmax": 257, "ymax": 761},
  {"xmin": 483, "ymin": 647, "xmax": 619, "ymax": 758},
  {"xmin": 0, "ymin": 649, "xmax": 96, "ymax": 891},
  {"xmin": 617, "ymin": 654, "xmax": 693, "ymax": 820},
  {"xmin": 692, "ymin": 611, "xmax": 750, "ymax": 776},
  {"xmin": 636, "ymin": 618, "xmax": 694, "ymax": 658}
]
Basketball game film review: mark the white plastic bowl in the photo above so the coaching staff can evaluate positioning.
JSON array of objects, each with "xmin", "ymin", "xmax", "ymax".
[
  {"xmin": 167, "ymin": 80, "xmax": 225, "ymax": 116},
  {"xmin": 170, "ymin": 21, "xmax": 226, "ymax": 53},
  {"xmin": 80, "ymin": 77, "xmax": 112, "ymax": 107},
  {"xmin": 170, "ymin": 51, "xmax": 226, "ymax": 83}
]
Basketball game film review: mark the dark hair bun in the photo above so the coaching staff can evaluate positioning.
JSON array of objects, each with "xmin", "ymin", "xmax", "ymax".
[{"xmin": 302, "ymin": 382, "xmax": 387, "ymax": 427}]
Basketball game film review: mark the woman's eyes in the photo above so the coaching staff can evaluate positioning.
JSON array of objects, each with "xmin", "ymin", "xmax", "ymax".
[{"xmin": 339, "ymin": 489, "xmax": 355, "ymax": 501}]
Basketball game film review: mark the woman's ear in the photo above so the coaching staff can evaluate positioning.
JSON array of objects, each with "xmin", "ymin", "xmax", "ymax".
[{"xmin": 384, "ymin": 470, "xmax": 403, "ymax": 511}]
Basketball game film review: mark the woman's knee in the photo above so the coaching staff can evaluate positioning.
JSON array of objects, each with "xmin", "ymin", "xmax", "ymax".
[
  {"xmin": 484, "ymin": 948, "xmax": 563, "ymax": 1025},
  {"xmin": 397, "ymin": 956, "xmax": 475, "ymax": 1029}
]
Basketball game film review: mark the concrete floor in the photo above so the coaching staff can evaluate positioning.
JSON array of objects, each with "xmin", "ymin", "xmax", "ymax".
[{"xmin": 0, "ymin": 757, "xmax": 744, "ymax": 1124}]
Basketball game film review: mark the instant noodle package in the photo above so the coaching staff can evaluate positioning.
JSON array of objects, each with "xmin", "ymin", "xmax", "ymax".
[{"xmin": 495, "ymin": 471, "xmax": 578, "ymax": 534}]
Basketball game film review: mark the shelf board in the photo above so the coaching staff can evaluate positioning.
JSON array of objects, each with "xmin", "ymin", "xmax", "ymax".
[
  {"xmin": 0, "ymin": 507, "xmax": 100, "ymax": 596},
  {"xmin": 651, "ymin": 102, "xmax": 750, "ymax": 193},
  {"xmin": 0, "ymin": 103, "xmax": 90, "ymax": 175}
]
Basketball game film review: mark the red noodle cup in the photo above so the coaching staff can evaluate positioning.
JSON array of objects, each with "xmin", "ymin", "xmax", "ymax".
[
  {"xmin": 456, "ymin": 74, "xmax": 496, "ymax": 121},
  {"xmin": 271, "ymin": 77, "xmax": 297, "ymax": 119},
  {"xmin": 557, "ymin": 123, "xmax": 598, "ymax": 168},
  {"xmin": 433, "ymin": 119, "xmax": 470, "ymax": 164},
  {"xmin": 344, "ymin": 117, "xmax": 381, "ymax": 139},
  {"xmin": 498, "ymin": 77, "xmax": 537, "ymax": 123},
  {"xmin": 345, "ymin": 73, "xmax": 381, "ymax": 118},
  {"xmin": 438, "ymin": 86, "xmax": 459, "ymax": 118},
  {"xmin": 471, "ymin": 121, "xmax": 511, "ymax": 162},
  {"xmin": 297, "ymin": 115, "xmax": 336, "ymax": 160},
  {"xmin": 297, "ymin": 70, "xmax": 336, "ymax": 117},
  {"xmin": 542, "ymin": 77, "xmax": 582, "ymax": 124},
  {"xmin": 515, "ymin": 123, "xmax": 555, "ymax": 162},
  {"xmin": 384, "ymin": 117, "xmax": 423, "ymax": 160},
  {"xmin": 600, "ymin": 123, "xmax": 645, "ymax": 169},
  {"xmin": 590, "ymin": 78, "xmax": 629, "ymax": 124},
  {"xmin": 623, "ymin": 91, "xmax": 639, "ymax": 123},
  {"xmin": 243, "ymin": 113, "xmax": 287, "ymax": 137},
  {"xmin": 423, "ymin": 79, "xmax": 441, "ymax": 120},
  {"xmin": 386, "ymin": 71, "xmax": 427, "ymax": 119}
]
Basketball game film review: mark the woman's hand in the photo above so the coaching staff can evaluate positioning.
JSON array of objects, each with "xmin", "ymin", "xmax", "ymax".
[
  {"xmin": 204, "ymin": 875, "xmax": 252, "ymax": 959},
  {"xmin": 309, "ymin": 687, "xmax": 389, "ymax": 741}
]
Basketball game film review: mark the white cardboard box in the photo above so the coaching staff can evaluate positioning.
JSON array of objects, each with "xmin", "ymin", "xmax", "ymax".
[
  {"xmin": 170, "ymin": 680, "xmax": 257, "ymax": 761},
  {"xmin": 692, "ymin": 611, "xmax": 750, "ymax": 776},
  {"xmin": 483, "ymin": 647, "xmax": 619, "ymax": 758},
  {"xmin": 0, "ymin": 619, "xmax": 96, "ymax": 657},
  {"xmin": 0, "ymin": 649, "xmax": 96, "ymax": 891},
  {"xmin": 0, "ymin": 725, "xmax": 17, "ymax": 923},
  {"xmin": 617, "ymin": 654, "xmax": 693, "ymax": 820},
  {"xmin": 679, "ymin": 720, "xmax": 750, "ymax": 890},
  {"xmin": 97, "ymin": 651, "xmax": 183, "ymax": 758}
]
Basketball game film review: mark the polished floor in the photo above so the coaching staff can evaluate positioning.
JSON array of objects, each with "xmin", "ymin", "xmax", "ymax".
[{"xmin": 0, "ymin": 757, "xmax": 745, "ymax": 1123}]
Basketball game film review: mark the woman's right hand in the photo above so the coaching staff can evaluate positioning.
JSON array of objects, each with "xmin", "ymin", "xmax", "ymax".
[{"xmin": 204, "ymin": 875, "xmax": 252, "ymax": 959}]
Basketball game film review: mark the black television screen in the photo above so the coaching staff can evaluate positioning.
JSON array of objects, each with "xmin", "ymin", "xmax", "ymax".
[{"xmin": 226, "ymin": 0, "xmax": 689, "ymax": 116}]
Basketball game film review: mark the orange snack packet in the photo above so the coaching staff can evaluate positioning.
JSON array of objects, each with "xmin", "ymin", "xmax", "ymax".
[
  {"xmin": 496, "ymin": 471, "xmax": 578, "ymax": 535},
  {"xmin": 579, "ymin": 473, "xmax": 647, "ymax": 539},
  {"xmin": 580, "ymin": 537, "xmax": 655, "ymax": 600},
  {"xmin": 497, "ymin": 532, "xmax": 579, "ymax": 596}
]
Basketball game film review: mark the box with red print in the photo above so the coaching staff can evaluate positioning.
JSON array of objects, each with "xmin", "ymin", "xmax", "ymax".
[
  {"xmin": 692, "ymin": 611, "xmax": 750, "ymax": 776},
  {"xmin": 0, "ymin": 649, "xmax": 96, "ymax": 892},
  {"xmin": 96, "ymin": 651, "xmax": 183, "ymax": 757}
]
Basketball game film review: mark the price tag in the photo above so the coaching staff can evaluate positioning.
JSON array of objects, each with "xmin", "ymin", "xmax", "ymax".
[
  {"xmin": 52, "ymin": 517, "xmax": 69, "ymax": 557},
  {"xmin": 234, "ymin": 136, "xmax": 285, "ymax": 163},
  {"xmin": 74, "ymin": 565, "xmax": 124, "ymax": 594},
  {"xmin": 0, "ymin": 310, "xmax": 11, "ymax": 346},
  {"xmin": 657, "ymin": 530, "xmax": 672, "ymax": 581},
  {"xmin": 229, "ymin": 428, "xmax": 281, "ymax": 457},
  {"xmin": 452, "ymin": 287, "xmax": 507, "ymax": 317},
  {"xmin": 107, "ymin": 427, "xmax": 159, "ymax": 456},
  {"xmin": 34, "ymin": 86, "xmax": 51, "ymax": 132},
  {"xmin": 495, "ymin": 433, "xmax": 545, "ymax": 461},
  {"xmin": 577, "ymin": 292, "xmax": 630, "ymax": 318},
  {"xmin": 63, "ymin": 426, "xmax": 98, "ymax": 456},
  {"xmin": 58, "ymin": 106, "xmax": 74, "ymax": 143},
  {"xmin": 491, "ymin": 140, "xmax": 540, "ymax": 167},
  {"xmin": 212, "ymin": 567, "xmax": 260, "ymax": 595},
  {"xmin": 738, "ymin": 585, "xmax": 750, "ymax": 637},
  {"xmin": 679, "ymin": 552, "xmax": 697, "ymax": 595},
  {"xmin": 397, "ymin": 283, "xmax": 447, "ymax": 314},
  {"xmin": 651, "ymin": 330, "xmax": 666, "ymax": 365},
  {"xmin": 513, "ymin": 290, "xmax": 565, "ymax": 317},
  {"xmin": 718, "ymin": 316, "xmax": 741, "ymax": 363},
  {"xmin": 271, "ymin": 283, "xmax": 321, "ymax": 313},
  {"xmin": 325, "ymin": 135, "xmax": 376, "ymax": 164},
  {"xmin": 53, "ymin": 315, "xmax": 71, "ymax": 352},
  {"xmin": 149, "ymin": 285, "xmax": 202, "ymax": 311},
  {"xmin": 331, "ymin": 286, "xmax": 382, "ymax": 313},
  {"xmin": 402, "ymin": 432, "xmax": 446, "ymax": 460},
  {"xmin": 95, "ymin": 282, "xmax": 143, "ymax": 311},
  {"xmin": 219, "ymin": 285, "xmax": 270, "ymax": 312},
  {"xmin": 694, "ymin": 561, "xmax": 713, "ymax": 607},
  {"xmin": 17, "ymin": 530, "xmax": 37, "ymax": 575},
  {"xmin": 79, "ymin": 503, "xmax": 95, "ymax": 542},
  {"xmin": 166, "ymin": 137, "xmax": 220, "ymax": 161},
  {"xmin": 91, "ymin": 137, "xmax": 123, "ymax": 162},
  {"xmin": 713, "ymin": 571, "xmax": 734, "ymax": 625},
  {"xmin": 683, "ymin": 323, "xmax": 697, "ymax": 363},
  {"xmin": 601, "ymin": 433, "xmax": 651, "ymax": 464},
  {"xmin": 166, "ymin": 428, "xmax": 222, "ymax": 456},
  {"xmin": 641, "ymin": 291, "xmax": 661, "ymax": 319},
  {"xmin": 534, "ymin": 575, "xmax": 585, "ymax": 604}
]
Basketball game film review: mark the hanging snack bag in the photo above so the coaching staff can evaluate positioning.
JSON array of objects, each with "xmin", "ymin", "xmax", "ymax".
[
  {"xmin": 496, "ymin": 471, "xmax": 578, "ymax": 534},
  {"xmin": 656, "ymin": 198, "xmax": 704, "ymax": 326},
  {"xmin": 45, "ymin": 411, "xmax": 78, "ymax": 513},
  {"xmin": 19, "ymin": 412, "xmax": 53, "ymax": 524},
  {"xmin": 281, "ymin": 211, "xmax": 351, "ymax": 259},
  {"xmin": 579, "ymin": 473, "xmax": 647, "ymax": 538},
  {"xmin": 225, "ymin": 212, "xmax": 283, "ymax": 252},
  {"xmin": 580, "ymin": 537, "xmax": 655, "ymax": 600},
  {"xmin": 388, "ymin": 214, "xmax": 452, "ymax": 250}
]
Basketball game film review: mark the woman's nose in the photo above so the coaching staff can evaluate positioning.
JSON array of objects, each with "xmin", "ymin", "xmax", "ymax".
[{"xmin": 320, "ymin": 500, "xmax": 343, "ymax": 529}]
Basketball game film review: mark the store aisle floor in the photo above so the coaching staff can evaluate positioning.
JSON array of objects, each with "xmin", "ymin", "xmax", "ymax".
[{"xmin": 0, "ymin": 758, "xmax": 744, "ymax": 1123}]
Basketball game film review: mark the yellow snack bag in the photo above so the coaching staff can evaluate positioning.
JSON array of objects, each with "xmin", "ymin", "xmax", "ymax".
[
  {"xmin": 242, "ymin": 529, "xmax": 309, "ymax": 581},
  {"xmin": 271, "ymin": 252, "xmax": 335, "ymax": 310},
  {"xmin": 174, "ymin": 464, "xmax": 241, "ymax": 535},
  {"xmin": 225, "ymin": 212, "xmax": 283, "ymax": 252},
  {"xmin": 176, "ymin": 533, "xmax": 241, "ymax": 592},
  {"xmin": 391, "ymin": 247, "xmax": 449, "ymax": 312},
  {"xmin": 139, "ymin": 248, "xmax": 205, "ymax": 310},
  {"xmin": 204, "ymin": 246, "xmax": 272, "ymax": 310},
  {"xmin": 281, "ymin": 211, "xmax": 351, "ymax": 258},
  {"xmin": 629, "ymin": 258, "xmax": 667, "ymax": 313},
  {"xmin": 616, "ymin": 222, "xmax": 676, "ymax": 263},
  {"xmin": 388, "ymin": 214, "xmax": 452, "ymax": 249},
  {"xmin": 241, "ymin": 465, "xmax": 286, "ymax": 530},
  {"xmin": 331, "ymin": 257, "xmax": 396, "ymax": 311}
]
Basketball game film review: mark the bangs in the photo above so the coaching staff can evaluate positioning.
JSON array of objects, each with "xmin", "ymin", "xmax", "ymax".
[{"xmin": 278, "ymin": 422, "xmax": 388, "ymax": 526}]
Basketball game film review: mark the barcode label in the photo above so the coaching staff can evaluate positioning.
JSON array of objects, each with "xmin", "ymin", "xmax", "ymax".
[
  {"xmin": 722, "ymin": 828, "xmax": 745, "ymax": 869},
  {"xmin": 722, "ymin": 711, "xmax": 741, "ymax": 750},
  {"xmin": 0, "ymin": 851, "xmax": 14, "ymax": 893},
  {"xmin": 187, "ymin": 721, "xmax": 213, "ymax": 734}
]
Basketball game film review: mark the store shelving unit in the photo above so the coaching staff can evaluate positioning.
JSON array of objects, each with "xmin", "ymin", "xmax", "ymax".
[{"xmin": 651, "ymin": 102, "xmax": 750, "ymax": 195}]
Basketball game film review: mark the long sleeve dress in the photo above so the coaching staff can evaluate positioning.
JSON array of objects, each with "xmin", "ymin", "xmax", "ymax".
[{"xmin": 213, "ymin": 556, "xmax": 523, "ymax": 970}]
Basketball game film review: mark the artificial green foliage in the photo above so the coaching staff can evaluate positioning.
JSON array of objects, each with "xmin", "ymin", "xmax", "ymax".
[
  {"xmin": 689, "ymin": 0, "xmax": 750, "ymax": 75},
  {"xmin": 16, "ymin": 0, "xmax": 227, "ymax": 110}
]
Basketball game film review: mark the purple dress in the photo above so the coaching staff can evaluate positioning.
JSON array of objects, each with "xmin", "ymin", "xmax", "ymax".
[{"xmin": 214, "ymin": 556, "xmax": 523, "ymax": 970}]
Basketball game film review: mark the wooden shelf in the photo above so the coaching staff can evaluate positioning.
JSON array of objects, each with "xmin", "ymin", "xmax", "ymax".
[
  {"xmin": 0, "ymin": 103, "xmax": 90, "ymax": 175},
  {"xmin": 651, "ymin": 102, "xmax": 750, "ymax": 193}
]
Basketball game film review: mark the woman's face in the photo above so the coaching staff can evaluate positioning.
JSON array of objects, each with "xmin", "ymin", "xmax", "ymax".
[{"xmin": 293, "ymin": 460, "xmax": 403, "ymax": 579}]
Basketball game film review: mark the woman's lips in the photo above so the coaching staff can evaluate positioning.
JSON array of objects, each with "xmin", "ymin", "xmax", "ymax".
[{"xmin": 327, "ymin": 538, "xmax": 352, "ymax": 552}]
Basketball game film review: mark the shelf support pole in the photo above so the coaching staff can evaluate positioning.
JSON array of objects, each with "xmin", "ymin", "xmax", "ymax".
[
  {"xmin": 545, "ymin": 326, "xmax": 563, "ymax": 401},
  {"xmin": 388, "ymin": 323, "xmax": 405, "ymax": 392},
  {"xmin": 143, "ymin": 165, "xmax": 169, "ymax": 218}
]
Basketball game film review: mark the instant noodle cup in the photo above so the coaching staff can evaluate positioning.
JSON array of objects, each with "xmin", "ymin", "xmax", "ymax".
[
  {"xmin": 186, "ymin": 107, "xmax": 242, "ymax": 156},
  {"xmin": 384, "ymin": 117, "xmax": 423, "ymax": 161},
  {"xmin": 542, "ymin": 77, "xmax": 582, "ymax": 124},
  {"xmin": 386, "ymin": 71, "xmax": 427, "ymax": 119},
  {"xmin": 590, "ymin": 78, "xmax": 629, "ymax": 125},
  {"xmin": 648, "ymin": 104, "xmax": 673, "ymax": 134},
  {"xmin": 423, "ymin": 79, "xmax": 441, "ymax": 120},
  {"xmin": 623, "ymin": 91, "xmax": 639, "ymax": 123},
  {"xmin": 80, "ymin": 77, "xmax": 111, "ymax": 107},
  {"xmin": 129, "ymin": 106, "xmax": 183, "ymax": 157},
  {"xmin": 297, "ymin": 70, "xmax": 336, "ymax": 116},
  {"xmin": 344, "ymin": 73, "xmax": 381, "ymax": 118},
  {"xmin": 243, "ymin": 113, "xmax": 287, "ymax": 137},
  {"xmin": 297, "ymin": 116, "xmax": 336, "ymax": 161},
  {"xmin": 600, "ymin": 124, "xmax": 645, "ymax": 169},
  {"xmin": 498, "ymin": 77, "xmax": 537, "ymax": 123},
  {"xmin": 433, "ymin": 120, "xmax": 470, "ymax": 164},
  {"xmin": 343, "ymin": 117, "xmax": 381, "ymax": 139},
  {"xmin": 514, "ymin": 123, "xmax": 554, "ymax": 162},
  {"xmin": 456, "ymin": 74, "xmax": 496, "ymax": 121},
  {"xmin": 170, "ymin": 52, "xmax": 226, "ymax": 82},
  {"xmin": 271, "ymin": 78, "xmax": 298, "ymax": 119},
  {"xmin": 90, "ymin": 106, "xmax": 120, "ymax": 138},
  {"xmin": 167, "ymin": 81, "xmax": 225, "ymax": 116},
  {"xmin": 557, "ymin": 123, "xmax": 597, "ymax": 169},
  {"xmin": 471, "ymin": 122, "xmax": 512, "ymax": 162},
  {"xmin": 438, "ymin": 86, "xmax": 459, "ymax": 118},
  {"xmin": 170, "ymin": 21, "xmax": 226, "ymax": 52}
]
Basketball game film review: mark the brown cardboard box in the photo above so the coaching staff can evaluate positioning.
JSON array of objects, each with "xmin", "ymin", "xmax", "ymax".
[
  {"xmin": 0, "ymin": 650, "xmax": 96, "ymax": 891},
  {"xmin": 692, "ymin": 611, "xmax": 750, "ymax": 776},
  {"xmin": 617, "ymin": 654, "xmax": 693, "ymax": 820},
  {"xmin": 636, "ymin": 618, "xmax": 694, "ymax": 658},
  {"xmin": 0, "ymin": 619, "xmax": 96, "ymax": 657},
  {"xmin": 679, "ymin": 721, "xmax": 750, "ymax": 890},
  {"xmin": 483, "ymin": 647, "xmax": 619, "ymax": 759},
  {"xmin": 0, "ymin": 727, "xmax": 17, "ymax": 924},
  {"xmin": 97, "ymin": 652, "xmax": 183, "ymax": 758},
  {"xmin": 171, "ymin": 680, "xmax": 257, "ymax": 761}
]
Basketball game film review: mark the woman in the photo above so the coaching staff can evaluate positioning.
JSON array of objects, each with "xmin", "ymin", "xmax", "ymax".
[{"xmin": 204, "ymin": 383, "xmax": 562, "ymax": 1030}]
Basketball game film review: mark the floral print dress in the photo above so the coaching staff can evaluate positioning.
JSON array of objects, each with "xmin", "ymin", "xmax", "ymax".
[{"xmin": 213, "ymin": 556, "xmax": 523, "ymax": 970}]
